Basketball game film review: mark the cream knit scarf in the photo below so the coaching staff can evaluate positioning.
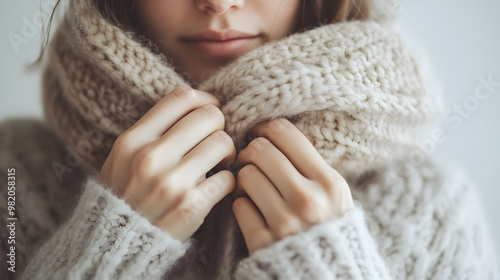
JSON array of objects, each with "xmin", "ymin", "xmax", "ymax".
[{"xmin": 42, "ymin": 0, "xmax": 443, "ymax": 184}]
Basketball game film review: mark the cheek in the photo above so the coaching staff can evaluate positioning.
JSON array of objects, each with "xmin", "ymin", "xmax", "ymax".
[
  {"xmin": 136, "ymin": 0, "xmax": 185, "ymax": 41},
  {"xmin": 260, "ymin": 0, "xmax": 302, "ymax": 39}
]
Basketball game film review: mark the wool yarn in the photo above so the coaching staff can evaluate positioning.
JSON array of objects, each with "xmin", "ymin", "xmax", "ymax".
[
  {"xmin": 42, "ymin": 0, "xmax": 444, "ymax": 181},
  {"xmin": 3, "ymin": 0, "xmax": 499, "ymax": 279}
]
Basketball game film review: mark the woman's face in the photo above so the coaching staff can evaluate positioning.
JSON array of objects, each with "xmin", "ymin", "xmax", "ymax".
[{"xmin": 136, "ymin": 0, "xmax": 303, "ymax": 84}]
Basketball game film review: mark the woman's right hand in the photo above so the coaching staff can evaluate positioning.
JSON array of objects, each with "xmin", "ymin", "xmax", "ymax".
[{"xmin": 97, "ymin": 87, "xmax": 236, "ymax": 243}]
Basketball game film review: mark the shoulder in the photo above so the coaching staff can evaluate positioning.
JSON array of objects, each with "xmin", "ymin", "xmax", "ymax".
[
  {"xmin": 351, "ymin": 154, "xmax": 470, "ymax": 206},
  {"xmin": 0, "ymin": 117, "xmax": 64, "ymax": 162},
  {"xmin": 0, "ymin": 118, "xmax": 91, "ymax": 271},
  {"xmin": 0, "ymin": 117, "xmax": 84, "ymax": 179},
  {"xmin": 0, "ymin": 115, "xmax": 87, "ymax": 186},
  {"xmin": 351, "ymin": 155, "xmax": 499, "ymax": 279},
  {"xmin": 350, "ymin": 154, "xmax": 489, "ymax": 244},
  {"xmin": 0, "ymin": 117, "xmax": 86, "ymax": 223}
]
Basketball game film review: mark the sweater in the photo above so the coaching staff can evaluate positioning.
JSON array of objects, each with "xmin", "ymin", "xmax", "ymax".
[
  {"xmin": 1, "ymin": 0, "xmax": 499, "ymax": 279},
  {"xmin": 1, "ymin": 119, "xmax": 499, "ymax": 280}
]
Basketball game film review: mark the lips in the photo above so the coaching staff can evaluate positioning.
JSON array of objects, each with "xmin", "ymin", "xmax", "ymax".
[{"xmin": 181, "ymin": 29, "xmax": 261, "ymax": 57}]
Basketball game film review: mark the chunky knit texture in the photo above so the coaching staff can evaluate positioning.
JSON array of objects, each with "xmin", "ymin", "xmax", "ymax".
[
  {"xmin": 1, "ymin": 118, "xmax": 498, "ymax": 279},
  {"xmin": 0, "ymin": 0, "xmax": 498, "ymax": 279},
  {"xmin": 42, "ymin": 0, "xmax": 443, "ymax": 179}
]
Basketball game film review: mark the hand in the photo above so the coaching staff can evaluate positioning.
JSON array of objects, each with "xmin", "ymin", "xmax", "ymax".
[
  {"xmin": 232, "ymin": 117, "xmax": 354, "ymax": 255},
  {"xmin": 97, "ymin": 87, "xmax": 236, "ymax": 243}
]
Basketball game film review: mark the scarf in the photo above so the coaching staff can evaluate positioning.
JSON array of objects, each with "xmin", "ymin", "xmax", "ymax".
[{"xmin": 42, "ymin": 0, "xmax": 443, "ymax": 184}]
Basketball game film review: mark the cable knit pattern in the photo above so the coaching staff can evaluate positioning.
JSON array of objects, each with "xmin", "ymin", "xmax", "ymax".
[{"xmin": 0, "ymin": 0, "xmax": 498, "ymax": 279}]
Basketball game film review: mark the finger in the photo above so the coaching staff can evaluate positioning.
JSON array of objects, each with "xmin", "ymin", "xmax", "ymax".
[
  {"xmin": 131, "ymin": 174, "xmax": 184, "ymax": 222},
  {"xmin": 232, "ymin": 178, "xmax": 246, "ymax": 199},
  {"xmin": 236, "ymin": 137, "xmax": 308, "ymax": 203},
  {"xmin": 248, "ymin": 118, "xmax": 329, "ymax": 180},
  {"xmin": 150, "ymin": 103, "xmax": 225, "ymax": 162},
  {"xmin": 124, "ymin": 107, "xmax": 227, "ymax": 208},
  {"xmin": 128, "ymin": 87, "xmax": 220, "ymax": 140},
  {"xmin": 236, "ymin": 164, "xmax": 290, "ymax": 228},
  {"xmin": 209, "ymin": 147, "xmax": 238, "ymax": 176},
  {"xmin": 178, "ymin": 130, "xmax": 237, "ymax": 185},
  {"xmin": 154, "ymin": 170, "xmax": 235, "ymax": 227},
  {"xmin": 232, "ymin": 196, "xmax": 274, "ymax": 254}
]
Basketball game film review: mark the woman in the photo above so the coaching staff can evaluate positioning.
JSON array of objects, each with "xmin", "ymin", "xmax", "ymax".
[{"xmin": 0, "ymin": 0, "xmax": 498, "ymax": 279}]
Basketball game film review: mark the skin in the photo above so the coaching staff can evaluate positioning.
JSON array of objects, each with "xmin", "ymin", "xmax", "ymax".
[
  {"xmin": 99, "ymin": 0, "xmax": 355, "ymax": 256},
  {"xmin": 233, "ymin": 117, "xmax": 355, "ymax": 255},
  {"xmin": 135, "ymin": 0, "xmax": 303, "ymax": 84},
  {"xmin": 98, "ymin": 87, "xmax": 237, "ymax": 242}
]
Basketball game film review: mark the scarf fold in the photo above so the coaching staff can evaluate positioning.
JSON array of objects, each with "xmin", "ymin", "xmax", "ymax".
[{"xmin": 42, "ymin": 0, "xmax": 444, "ymax": 181}]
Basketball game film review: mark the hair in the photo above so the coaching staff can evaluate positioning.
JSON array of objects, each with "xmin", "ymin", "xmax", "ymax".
[{"xmin": 27, "ymin": 0, "xmax": 371, "ymax": 70}]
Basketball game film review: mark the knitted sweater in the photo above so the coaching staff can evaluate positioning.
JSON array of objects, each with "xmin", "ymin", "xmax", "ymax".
[
  {"xmin": 1, "ymin": 0, "xmax": 499, "ymax": 279},
  {"xmin": 1, "ymin": 119, "xmax": 499, "ymax": 280}
]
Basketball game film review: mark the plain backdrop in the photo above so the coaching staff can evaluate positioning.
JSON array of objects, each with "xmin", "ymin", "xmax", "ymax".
[{"xmin": 1, "ymin": 0, "xmax": 499, "ymax": 261}]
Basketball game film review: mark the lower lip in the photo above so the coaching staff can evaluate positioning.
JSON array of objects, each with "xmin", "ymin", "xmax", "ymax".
[{"xmin": 183, "ymin": 37, "xmax": 260, "ymax": 57}]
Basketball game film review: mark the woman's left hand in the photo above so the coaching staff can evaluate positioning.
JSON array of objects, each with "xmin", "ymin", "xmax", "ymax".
[{"xmin": 232, "ymin": 117, "xmax": 354, "ymax": 256}]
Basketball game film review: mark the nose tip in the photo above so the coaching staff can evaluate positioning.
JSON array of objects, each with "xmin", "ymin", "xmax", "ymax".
[
  {"xmin": 197, "ymin": 0, "xmax": 240, "ymax": 14},
  {"xmin": 211, "ymin": 5, "xmax": 230, "ymax": 14}
]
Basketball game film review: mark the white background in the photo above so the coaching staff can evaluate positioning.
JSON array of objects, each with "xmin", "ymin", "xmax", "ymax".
[{"xmin": 1, "ymin": 0, "xmax": 499, "ymax": 261}]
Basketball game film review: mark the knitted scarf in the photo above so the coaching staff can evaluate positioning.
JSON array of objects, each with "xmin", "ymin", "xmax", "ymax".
[{"xmin": 42, "ymin": 0, "xmax": 443, "ymax": 184}]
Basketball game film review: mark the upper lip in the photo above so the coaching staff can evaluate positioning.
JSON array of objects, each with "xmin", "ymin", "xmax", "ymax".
[{"xmin": 182, "ymin": 29, "xmax": 259, "ymax": 42}]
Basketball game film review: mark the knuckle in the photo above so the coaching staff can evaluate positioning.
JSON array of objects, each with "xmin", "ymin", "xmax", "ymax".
[
  {"xmin": 330, "ymin": 181, "xmax": 353, "ymax": 205},
  {"xmin": 209, "ymin": 130, "xmax": 232, "ymax": 146},
  {"xmin": 113, "ymin": 133, "xmax": 133, "ymax": 154},
  {"xmin": 247, "ymin": 137, "xmax": 270, "ymax": 152},
  {"xmin": 153, "ymin": 188, "xmax": 176, "ymax": 208},
  {"xmin": 198, "ymin": 105, "xmax": 225, "ymax": 127},
  {"xmin": 151, "ymin": 175, "xmax": 176, "ymax": 198},
  {"xmin": 293, "ymin": 192, "xmax": 322, "ymax": 224},
  {"xmin": 155, "ymin": 169, "xmax": 182, "ymax": 190},
  {"xmin": 171, "ymin": 86, "xmax": 198, "ymax": 103},
  {"xmin": 177, "ymin": 201, "xmax": 203, "ymax": 225},
  {"xmin": 237, "ymin": 164, "xmax": 258, "ymax": 181},
  {"xmin": 267, "ymin": 117, "xmax": 291, "ymax": 134},
  {"xmin": 287, "ymin": 176, "xmax": 306, "ymax": 192},
  {"xmin": 214, "ymin": 170, "xmax": 236, "ymax": 190},
  {"xmin": 131, "ymin": 148, "xmax": 157, "ymax": 177},
  {"xmin": 320, "ymin": 171, "xmax": 348, "ymax": 193},
  {"xmin": 250, "ymin": 229, "xmax": 273, "ymax": 250},
  {"xmin": 177, "ymin": 190, "xmax": 194, "ymax": 207},
  {"xmin": 232, "ymin": 197, "xmax": 246, "ymax": 211},
  {"xmin": 178, "ymin": 192, "xmax": 206, "ymax": 222},
  {"xmin": 199, "ymin": 104, "xmax": 220, "ymax": 114},
  {"xmin": 274, "ymin": 214, "xmax": 300, "ymax": 237},
  {"xmin": 157, "ymin": 185, "xmax": 175, "ymax": 201}
]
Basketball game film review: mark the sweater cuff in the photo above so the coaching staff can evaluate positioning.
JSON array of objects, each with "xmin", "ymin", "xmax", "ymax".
[
  {"xmin": 22, "ymin": 175, "xmax": 192, "ymax": 280},
  {"xmin": 233, "ymin": 204, "xmax": 392, "ymax": 280}
]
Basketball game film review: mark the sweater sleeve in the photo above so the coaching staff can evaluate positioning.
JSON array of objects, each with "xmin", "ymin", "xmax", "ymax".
[
  {"xmin": 233, "ymin": 202, "xmax": 393, "ymax": 280},
  {"xmin": 20, "ymin": 175, "xmax": 193, "ymax": 280},
  {"xmin": 233, "ymin": 156, "xmax": 500, "ymax": 280}
]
